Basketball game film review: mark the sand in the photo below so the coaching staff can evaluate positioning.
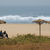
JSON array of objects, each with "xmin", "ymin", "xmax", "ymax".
[{"xmin": 0, "ymin": 24, "xmax": 50, "ymax": 38}]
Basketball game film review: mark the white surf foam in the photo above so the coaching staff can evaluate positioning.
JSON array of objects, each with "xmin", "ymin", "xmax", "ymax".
[{"xmin": 0, "ymin": 15, "xmax": 50, "ymax": 23}]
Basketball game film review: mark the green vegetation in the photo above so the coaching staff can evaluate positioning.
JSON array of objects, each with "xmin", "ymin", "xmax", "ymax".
[{"xmin": 0, "ymin": 34, "xmax": 50, "ymax": 45}]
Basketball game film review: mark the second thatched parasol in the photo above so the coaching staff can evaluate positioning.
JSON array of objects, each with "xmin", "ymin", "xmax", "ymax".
[{"xmin": 32, "ymin": 19, "xmax": 50, "ymax": 36}]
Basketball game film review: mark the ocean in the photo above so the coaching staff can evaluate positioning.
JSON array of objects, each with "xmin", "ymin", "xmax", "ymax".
[{"xmin": 0, "ymin": 6, "xmax": 50, "ymax": 23}]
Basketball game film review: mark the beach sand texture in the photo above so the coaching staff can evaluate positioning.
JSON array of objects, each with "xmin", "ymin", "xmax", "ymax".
[{"xmin": 0, "ymin": 24, "xmax": 50, "ymax": 38}]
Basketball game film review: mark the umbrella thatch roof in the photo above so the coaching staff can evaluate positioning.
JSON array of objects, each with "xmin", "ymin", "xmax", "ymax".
[
  {"xmin": 32, "ymin": 19, "xmax": 50, "ymax": 24},
  {"xmin": 0, "ymin": 20, "xmax": 6, "ymax": 24},
  {"xmin": 44, "ymin": 21, "xmax": 50, "ymax": 24}
]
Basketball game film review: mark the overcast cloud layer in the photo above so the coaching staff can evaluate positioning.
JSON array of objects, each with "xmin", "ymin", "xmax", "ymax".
[{"xmin": 0, "ymin": 0, "xmax": 50, "ymax": 6}]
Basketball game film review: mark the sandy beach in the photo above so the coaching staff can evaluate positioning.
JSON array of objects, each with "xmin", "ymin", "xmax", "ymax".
[{"xmin": 0, "ymin": 24, "xmax": 50, "ymax": 38}]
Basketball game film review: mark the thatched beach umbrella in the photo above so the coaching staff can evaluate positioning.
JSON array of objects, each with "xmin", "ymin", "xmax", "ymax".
[
  {"xmin": 32, "ymin": 19, "xmax": 50, "ymax": 36},
  {"xmin": 0, "ymin": 20, "xmax": 6, "ymax": 24},
  {"xmin": 0, "ymin": 20, "xmax": 6, "ymax": 30}
]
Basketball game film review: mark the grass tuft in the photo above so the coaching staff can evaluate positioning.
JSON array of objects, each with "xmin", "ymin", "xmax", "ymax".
[{"xmin": 0, "ymin": 34, "xmax": 50, "ymax": 45}]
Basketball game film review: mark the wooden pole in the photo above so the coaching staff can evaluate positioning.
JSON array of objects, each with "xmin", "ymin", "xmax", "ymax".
[{"xmin": 39, "ymin": 23, "xmax": 41, "ymax": 36}]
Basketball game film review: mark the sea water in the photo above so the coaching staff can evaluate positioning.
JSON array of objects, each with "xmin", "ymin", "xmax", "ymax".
[{"xmin": 0, "ymin": 6, "xmax": 50, "ymax": 23}]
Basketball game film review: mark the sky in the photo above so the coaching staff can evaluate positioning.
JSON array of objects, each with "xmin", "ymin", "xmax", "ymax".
[{"xmin": 0, "ymin": 0, "xmax": 50, "ymax": 6}]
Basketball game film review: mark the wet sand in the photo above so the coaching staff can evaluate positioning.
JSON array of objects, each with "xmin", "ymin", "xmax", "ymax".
[{"xmin": 0, "ymin": 24, "xmax": 50, "ymax": 38}]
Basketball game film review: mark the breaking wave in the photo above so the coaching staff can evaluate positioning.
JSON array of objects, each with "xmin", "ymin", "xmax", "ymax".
[{"xmin": 0, "ymin": 15, "xmax": 50, "ymax": 23}]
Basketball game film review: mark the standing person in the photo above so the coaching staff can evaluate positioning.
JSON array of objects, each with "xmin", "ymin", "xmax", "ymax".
[
  {"xmin": 0, "ymin": 30, "xmax": 3, "ymax": 38},
  {"xmin": 0, "ymin": 30, "xmax": 2, "ymax": 36}
]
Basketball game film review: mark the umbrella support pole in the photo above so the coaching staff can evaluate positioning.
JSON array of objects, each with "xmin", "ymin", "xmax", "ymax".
[{"xmin": 39, "ymin": 24, "xmax": 41, "ymax": 36}]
